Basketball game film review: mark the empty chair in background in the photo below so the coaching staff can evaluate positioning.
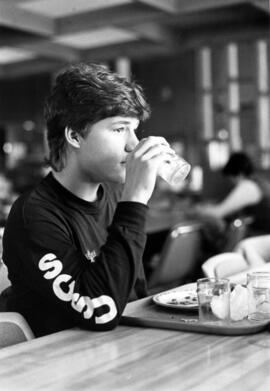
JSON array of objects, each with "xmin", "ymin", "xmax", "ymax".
[
  {"xmin": 202, "ymin": 245, "xmax": 270, "ymax": 285},
  {"xmin": 147, "ymin": 223, "xmax": 202, "ymax": 294},
  {"xmin": 0, "ymin": 258, "xmax": 34, "ymax": 348},
  {"xmin": 0, "ymin": 312, "xmax": 34, "ymax": 348},
  {"xmin": 196, "ymin": 215, "xmax": 252, "ymax": 259},
  {"xmin": 202, "ymin": 252, "xmax": 248, "ymax": 280},
  {"xmin": 222, "ymin": 216, "xmax": 253, "ymax": 252},
  {"xmin": 235, "ymin": 235, "xmax": 270, "ymax": 267},
  {"xmin": 0, "ymin": 173, "xmax": 15, "ymax": 227},
  {"xmin": 0, "ymin": 226, "xmax": 10, "ymax": 292},
  {"xmin": 0, "ymin": 260, "xmax": 10, "ymax": 293}
]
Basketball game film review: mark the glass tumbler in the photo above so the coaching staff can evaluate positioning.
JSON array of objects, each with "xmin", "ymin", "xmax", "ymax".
[
  {"xmin": 197, "ymin": 278, "xmax": 230, "ymax": 322},
  {"xmin": 158, "ymin": 155, "xmax": 191, "ymax": 186},
  {"xmin": 247, "ymin": 271, "xmax": 270, "ymax": 321}
]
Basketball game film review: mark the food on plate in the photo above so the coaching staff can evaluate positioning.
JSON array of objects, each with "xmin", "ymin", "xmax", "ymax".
[
  {"xmin": 210, "ymin": 292, "xmax": 230, "ymax": 320},
  {"xmin": 258, "ymin": 301, "xmax": 270, "ymax": 313},
  {"xmin": 167, "ymin": 292, "xmax": 198, "ymax": 306},
  {"xmin": 230, "ymin": 284, "xmax": 249, "ymax": 321}
]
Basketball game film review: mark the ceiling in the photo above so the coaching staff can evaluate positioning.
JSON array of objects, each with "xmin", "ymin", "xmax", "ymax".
[{"xmin": 0, "ymin": 0, "xmax": 269, "ymax": 78}]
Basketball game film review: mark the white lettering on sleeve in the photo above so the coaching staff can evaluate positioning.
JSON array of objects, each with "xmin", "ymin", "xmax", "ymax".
[
  {"xmin": 53, "ymin": 274, "xmax": 75, "ymax": 302},
  {"xmin": 38, "ymin": 253, "xmax": 118, "ymax": 325},
  {"xmin": 71, "ymin": 293, "xmax": 94, "ymax": 319},
  {"xmin": 92, "ymin": 296, "xmax": 118, "ymax": 324},
  {"xmin": 38, "ymin": 253, "xmax": 63, "ymax": 280}
]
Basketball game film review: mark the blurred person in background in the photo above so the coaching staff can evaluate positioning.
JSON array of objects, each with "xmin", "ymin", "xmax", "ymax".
[
  {"xmin": 0, "ymin": 171, "xmax": 17, "ymax": 259},
  {"xmin": 195, "ymin": 152, "xmax": 270, "ymax": 237},
  {"xmin": 0, "ymin": 172, "xmax": 16, "ymax": 226}
]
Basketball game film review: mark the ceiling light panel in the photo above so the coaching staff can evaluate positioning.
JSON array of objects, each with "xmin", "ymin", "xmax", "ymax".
[
  {"xmin": 0, "ymin": 47, "xmax": 36, "ymax": 64},
  {"xmin": 54, "ymin": 27, "xmax": 138, "ymax": 49},
  {"xmin": 19, "ymin": 0, "xmax": 132, "ymax": 18}
]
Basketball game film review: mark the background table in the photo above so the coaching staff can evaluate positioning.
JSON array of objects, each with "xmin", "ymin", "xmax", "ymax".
[
  {"xmin": 145, "ymin": 208, "xmax": 194, "ymax": 234},
  {"xmin": 0, "ymin": 310, "xmax": 270, "ymax": 390},
  {"xmin": 145, "ymin": 196, "xmax": 194, "ymax": 234}
]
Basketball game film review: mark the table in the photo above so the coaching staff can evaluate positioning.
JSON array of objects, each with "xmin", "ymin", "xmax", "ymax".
[
  {"xmin": 145, "ymin": 207, "xmax": 191, "ymax": 234},
  {"xmin": 0, "ymin": 305, "xmax": 270, "ymax": 391},
  {"xmin": 145, "ymin": 196, "xmax": 197, "ymax": 234}
]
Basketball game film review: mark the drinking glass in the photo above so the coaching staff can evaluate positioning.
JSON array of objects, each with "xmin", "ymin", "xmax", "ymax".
[
  {"xmin": 197, "ymin": 278, "xmax": 230, "ymax": 322},
  {"xmin": 247, "ymin": 271, "xmax": 270, "ymax": 321},
  {"xmin": 158, "ymin": 155, "xmax": 191, "ymax": 186}
]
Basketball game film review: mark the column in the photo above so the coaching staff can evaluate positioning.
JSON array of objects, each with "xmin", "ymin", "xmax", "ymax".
[
  {"xmin": 256, "ymin": 39, "xmax": 270, "ymax": 167},
  {"xmin": 227, "ymin": 42, "xmax": 242, "ymax": 151}
]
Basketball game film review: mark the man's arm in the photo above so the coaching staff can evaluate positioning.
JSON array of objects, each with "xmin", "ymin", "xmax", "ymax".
[
  {"xmin": 195, "ymin": 179, "xmax": 262, "ymax": 219},
  {"xmin": 4, "ymin": 200, "xmax": 147, "ymax": 331}
]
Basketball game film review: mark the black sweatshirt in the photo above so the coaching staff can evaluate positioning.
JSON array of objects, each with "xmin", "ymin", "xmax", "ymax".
[{"xmin": 1, "ymin": 173, "xmax": 148, "ymax": 336}]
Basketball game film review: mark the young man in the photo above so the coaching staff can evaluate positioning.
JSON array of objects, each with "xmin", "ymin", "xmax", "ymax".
[{"xmin": 1, "ymin": 63, "xmax": 174, "ymax": 336}]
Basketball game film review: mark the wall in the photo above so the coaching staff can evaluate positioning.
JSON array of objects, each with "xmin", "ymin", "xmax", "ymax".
[
  {"xmin": 0, "ymin": 74, "xmax": 51, "ymax": 186},
  {"xmin": 0, "ymin": 73, "xmax": 51, "ymax": 123},
  {"xmin": 132, "ymin": 52, "xmax": 199, "ymax": 162}
]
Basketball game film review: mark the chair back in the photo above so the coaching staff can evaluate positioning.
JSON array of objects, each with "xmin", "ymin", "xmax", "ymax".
[
  {"xmin": 235, "ymin": 235, "xmax": 270, "ymax": 267},
  {"xmin": 0, "ymin": 312, "xmax": 35, "ymax": 348},
  {"xmin": 0, "ymin": 260, "xmax": 10, "ymax": 293},
  {"xmin": 0, "ymin": 226, "xmax": 10, "ymax": 293},
  {"xmin": 202, "ymin": 252, "xmax": 248, "ymax": 279},
  {"xmin": 148, "ymin": 222, "xmax": 202, "ymax": 290},
  {"xmin": 222, "ymin": 217, "xmax": 252, "ymax": 252}
]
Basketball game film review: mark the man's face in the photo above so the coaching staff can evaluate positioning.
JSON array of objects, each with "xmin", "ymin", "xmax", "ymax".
[{"xmin": 77, "ymin": 116, "xmax": 140, "ymax": 184}]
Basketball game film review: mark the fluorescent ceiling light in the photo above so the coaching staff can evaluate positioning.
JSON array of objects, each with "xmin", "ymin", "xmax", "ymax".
[
  {"xmin": 19, "ymin": 0, "xmax": 132, "ymax": 17},
  {"xmin": 54, "ymin": 27, "xmax": 138, "ymax": 49},
  {"xmin": 0, "ymin": 47, "xmax": 36, "ymax": 64}
]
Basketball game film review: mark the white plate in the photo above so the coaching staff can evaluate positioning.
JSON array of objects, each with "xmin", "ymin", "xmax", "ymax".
[{"xmin": 153, "ymin": 283, "xmax": 198, "ymax": 310}]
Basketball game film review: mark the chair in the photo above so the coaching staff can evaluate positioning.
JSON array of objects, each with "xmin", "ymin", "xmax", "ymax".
[
  {"xmin": 202, "ymin": 252, "xmax": 249, "ymax": 279},
  {"xmin": 235, "ymin": 235, "xmax": 270, "ymax": 267},
  {"xmin": 0, "ymin": 260, "xmax": 11, "ymax": 293},
  {"xmin": 222, "ymin": 216, "xmax": 253, "ymax": 252},
  {"xmin": 148, "ymin": 222, "xmax": 202, "ymax": 292},
  {"xmin": 201, "ymin": 251, "xmax": 270, "ymax": 285},
  {"xmin": 0, "ymin": 254, "xmax": 34, "ymax": 348},
  {"xmin": 0, "ymin": 312, "xmax": 35, "ymax": 348},
  {"xmin": 0, "ymin": 227, "xmax": 11, "ymax": 293}
]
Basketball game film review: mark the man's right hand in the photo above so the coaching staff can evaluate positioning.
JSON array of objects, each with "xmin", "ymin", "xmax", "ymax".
[{"xmin": 121, "ymin": 136, "xmax": 175, "ymax": 205}]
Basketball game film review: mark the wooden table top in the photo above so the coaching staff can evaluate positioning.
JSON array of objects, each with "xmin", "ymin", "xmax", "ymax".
[
  {"xmin": 0, "ymin": 306, "xmax": 270, "ymax": 390},
  {"xmin": 145, "ymin": 206, "xmax": 198, "ymax": 234},
  {"xmin": 145, "ymin": 195, "xmax": 201, "ymax": 234}
]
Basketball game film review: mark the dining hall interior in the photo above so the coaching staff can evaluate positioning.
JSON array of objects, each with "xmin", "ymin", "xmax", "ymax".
[{"xmin": 0, "ymin": 1, "xmax": 270, "ymax": 390}]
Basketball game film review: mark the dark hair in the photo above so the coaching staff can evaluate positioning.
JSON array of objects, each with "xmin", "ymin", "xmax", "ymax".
[
  {"xmin": 222, "ymin": 152, "xmax": 255, "ymax": 177},
  {"xmin": 44, "ymin": 63, "xmax": 151, "ymax": 171}
]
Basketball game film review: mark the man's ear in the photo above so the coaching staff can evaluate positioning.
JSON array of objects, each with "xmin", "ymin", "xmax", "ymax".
[{"xmin": 65, "ymin": 127, "xmax": 81, "ymax": 148}]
